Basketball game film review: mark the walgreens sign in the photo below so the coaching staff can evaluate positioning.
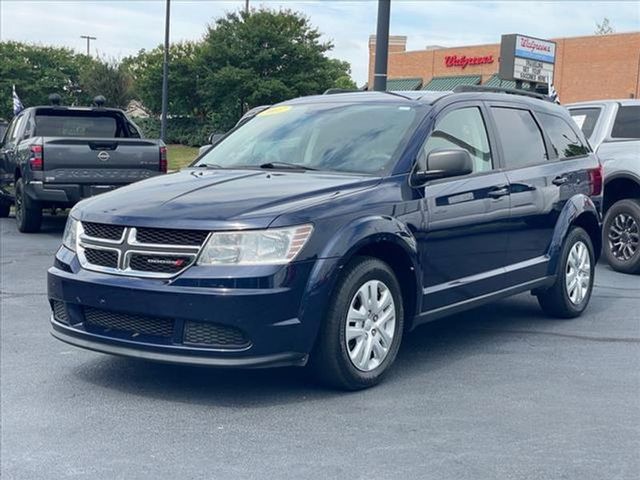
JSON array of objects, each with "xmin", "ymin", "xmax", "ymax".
[
  {"xmin": 444, "ymin": 55, "xmax": 494, "ymax": 69},
  {"xmin": 515, "ymin": 35, "xmax": 556, "ymax": 64}
]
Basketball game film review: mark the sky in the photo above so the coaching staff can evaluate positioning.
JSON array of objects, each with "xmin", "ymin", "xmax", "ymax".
[{"xmin": 1, "ymin": 0, "xmax": 639, "ymax": 85}]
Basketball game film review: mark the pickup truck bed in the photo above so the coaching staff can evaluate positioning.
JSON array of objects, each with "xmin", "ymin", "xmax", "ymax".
[{"xmin": 0, "ymin": 106, "xmax": 166, "ymax": 232}]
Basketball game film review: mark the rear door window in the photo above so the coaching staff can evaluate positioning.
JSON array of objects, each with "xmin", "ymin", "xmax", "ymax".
[
  {"xmin": 611, "ymin": 105, "xmax": 640, "ymax": 139},
  {"xmin": 491, "ymin": 107, "xmax": 547, "ymax": 168},
  {"xmin": 569, "ymin": 108, "xmax": 601, "ymax": 140},
  {"xmin": 538, "ymin": 112, "xmax": 590, "ymax": 159}
]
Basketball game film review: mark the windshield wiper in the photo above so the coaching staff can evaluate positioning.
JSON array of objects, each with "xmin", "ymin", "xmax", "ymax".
[
  {"xmin": 193, "ymin": 163, "xmax": 226, "ymax": 169},
  {"xmin": 258, "ymin": 162, "xmax": 317, "ymax": 171}
]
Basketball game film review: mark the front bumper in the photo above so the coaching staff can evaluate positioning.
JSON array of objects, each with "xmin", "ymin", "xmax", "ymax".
[{"xmin": 48, "ymin": 247, "xmax": 339, "ymax": 368}]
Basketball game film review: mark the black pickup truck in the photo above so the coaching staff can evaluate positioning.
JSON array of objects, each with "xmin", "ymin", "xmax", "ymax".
[{"xmin": 0, "ymin": 104, "xmax": 166, "ymax": 232}]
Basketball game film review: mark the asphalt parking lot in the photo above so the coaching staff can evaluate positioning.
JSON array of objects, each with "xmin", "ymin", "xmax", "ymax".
[{"xmin": 1, "ymin": 214, "xmax": 639, "ymax": 480}]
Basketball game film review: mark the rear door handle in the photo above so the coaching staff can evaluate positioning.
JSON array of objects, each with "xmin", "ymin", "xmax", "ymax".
[
  {"xmin": 552, "ymin": 176, "xmax": 569, "ymax": 186},
  {"xmin": 487, "ymin": 186, "xmax": 510, "ymax": 198}
]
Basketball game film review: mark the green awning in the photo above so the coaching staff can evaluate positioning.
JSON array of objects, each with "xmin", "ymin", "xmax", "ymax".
[
  {"xmin": 422, "ymin": 75, "xmax": 481, "ymax": 91},
  {"xmin": 386, "ymin": 77, "xmax": 423, "ymax": 91}
]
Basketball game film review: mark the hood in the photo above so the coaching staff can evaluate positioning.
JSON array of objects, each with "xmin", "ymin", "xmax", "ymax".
[{"xmin": 75, "ymin": 168, "xmax": 379, "ymax": 229}]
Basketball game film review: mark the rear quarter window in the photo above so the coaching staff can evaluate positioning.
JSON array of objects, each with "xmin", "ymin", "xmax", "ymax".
[
  {"xmin": 569, "ymin": 107, "xmax": 601, "ymax": 140},
  {"xmin": 538, "ymin": 112, "xmax": 590, "ymax": 159},
  {"xmin": 611, "ymin": 105, "xmax": 640, "ymax": 139}
]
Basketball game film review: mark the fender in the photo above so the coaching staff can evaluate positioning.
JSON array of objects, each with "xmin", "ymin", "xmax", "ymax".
[
  {"xmin": 546, "ymin": 193, "xmax": 601, "ymax": 276},
  {"xmin": 298, "ymin": 216, "xmax": 422, "ymax": 349}
]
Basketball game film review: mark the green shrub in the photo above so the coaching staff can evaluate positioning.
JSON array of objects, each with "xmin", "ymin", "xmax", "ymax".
[{"xmin": 134, "ymin": 117, "xmax": 220, "ymax": 147}]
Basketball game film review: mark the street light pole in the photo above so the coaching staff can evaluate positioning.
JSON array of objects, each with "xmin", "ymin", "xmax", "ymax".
[
  {"xmin": 373, "ymin": 0, "xmax": 391, "ymax": 92},
  {"xmin": 160, "ymin": 0, "xmax": 171, "ymax": 143},
  {"xmin": 80, "ymin": 35, "xmax": 97, "ymax": 56},
  {"xmin": 245, "ymin": 0, "xmax": 249, "ymax": 14}
]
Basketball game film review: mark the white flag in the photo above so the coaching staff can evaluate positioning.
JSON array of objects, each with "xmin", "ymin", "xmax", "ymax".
[{"xmin": 12, "ymin": 85, "xmax": 24, "ymax": 115}]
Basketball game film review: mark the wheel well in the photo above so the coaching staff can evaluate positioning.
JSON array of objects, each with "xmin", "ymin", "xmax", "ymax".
[
  {"xmin": 604, "ymin": 177, "xmax": 640, "ymax": 212},
  {"xmin": 573, "ymin": 212, "xmax": 601, "ymax": 261},
  {"xmin": 353, "ymin": 241, "xmax": 418, "ymax": 330}
]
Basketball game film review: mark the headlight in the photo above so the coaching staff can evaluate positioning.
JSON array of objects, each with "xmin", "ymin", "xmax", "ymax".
[
  {"xmin": 62, "ymin": 216, "xmax": 79, "ymax": 251},
  {"xmin": 197, "ymin": 224, "xmax": 313, "ymax": 266}
]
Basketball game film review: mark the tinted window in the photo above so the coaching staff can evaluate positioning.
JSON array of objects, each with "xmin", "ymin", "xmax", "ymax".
[
  {"xmin": 569, "ymin": 107, "xmax": 601, "ymax": 140},
  {"xmin": 421, "ymin": 107, "xmax": 492, "ymax": 173},
  {"xmin": 492, "ymin": 107, "xmax": 547, "ymax": 168},
  {"xmin": 33, "ymin": 110, "xmax": 130, "ymax": 138},
  {"xmin": 538, "ymin": 113, "xmax": 590, "ymax": 159},
  {"xmin": 611, "ymin": 105, "xmax": 640, "ymax": 139},
  {"xmin": 196, "ymin": 103, "xmax": 419, "ymax": 174}
]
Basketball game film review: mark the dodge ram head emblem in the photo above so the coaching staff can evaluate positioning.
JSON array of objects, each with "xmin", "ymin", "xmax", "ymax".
[{"xmin": 97, "ymin": 151, "xmax": 110, "ymax": 161}]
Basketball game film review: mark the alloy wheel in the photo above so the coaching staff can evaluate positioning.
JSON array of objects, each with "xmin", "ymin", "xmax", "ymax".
[
  {"xmin": 345, "ymin": 280, "xmax": 396, "ymax": 372},
  {"xmin": 565, "ymin": 240, "xmax": 591, "ymax": 305},
  {"xmin": 608, "ymin": 212, "xmax": 639, "ymax": 262}
]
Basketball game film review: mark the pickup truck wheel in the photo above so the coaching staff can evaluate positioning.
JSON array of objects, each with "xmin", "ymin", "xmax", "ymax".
[
  {"xmin": 603, "ymin": 199, "xmax": 640, "ymax": 274},
  {"xmin": 537, "ymin": 227, "xmax": 595, "ymax": 318},
  {"xmin": 15, "ymin": 178, "xmax": 42, "ymax": 233},
  {"xmin": 0, "ymin": 201, "xmax": 9, "ymax": 218},
  {"xmin": 311, "ymin": 256, "xmax": 404, "ymax": 390}
]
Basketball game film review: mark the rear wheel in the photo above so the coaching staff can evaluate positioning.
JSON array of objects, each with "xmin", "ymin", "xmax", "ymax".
[
  {"xmin": 537, "ymin": 227, "xmax": 595, "ymax": 318},
  {"xmin": 15, "ymin": 178, "xmax": 42, "ymax": 233},
  {"xmin": 311, "ymin": 257, "xmax": 404, "ymax": 390},
  {"xmin": 603, "ymin": 199, "xmax": 640, "ymax": 274}
]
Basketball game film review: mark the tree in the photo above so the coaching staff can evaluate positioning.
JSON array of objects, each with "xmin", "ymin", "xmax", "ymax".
[
  {"xmin": 0, "ymin": 42, "xmax": 87, "ymax": 119},
  {"xmin": 197, "ymin": 9, "xmax": 355, "ymax": 129},
  {"xmin": 595, "ymin": 18, "xmax": 615, "ymax": 35},
  {"xmin": 78, "ymin": 57, "xmax": 133, "ymax": 108},
  {"xmin": 122, "ymin": 42, "xmax": 202, "ymax": 117}
]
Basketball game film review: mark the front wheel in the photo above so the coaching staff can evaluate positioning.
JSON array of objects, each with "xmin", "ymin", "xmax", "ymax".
[
  {"xmin": 311, "ymin": 257, "xmax": 404, "ymax": 390},
  {"xmin": 603, "ymin": 199, "xmax": 640, "ymax": 274},
  {"xmin": 537, "ymin": 227, "xmax": 595, "ymax": 318}
]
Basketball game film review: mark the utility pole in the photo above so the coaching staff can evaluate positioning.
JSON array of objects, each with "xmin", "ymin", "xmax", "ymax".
[
  {"xmin": 160, "ymin": 0, "xmax": 171, "ymax": 142},
  {"xmin": 373, "ymin": 0, "xmax": 391, "ymax": 91},
  {"xmin": 245, "ymin": 0, "xmax": 249, "ymax": 14},
  {"xmin": 80, "ymin": 35, "xmax": 97, "ymax": 56}
]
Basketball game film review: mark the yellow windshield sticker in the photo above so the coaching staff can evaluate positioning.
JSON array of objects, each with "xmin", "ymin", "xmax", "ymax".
[{"xmin": 257, "ymin": 106, "xmax": 292, "ymax": 117}]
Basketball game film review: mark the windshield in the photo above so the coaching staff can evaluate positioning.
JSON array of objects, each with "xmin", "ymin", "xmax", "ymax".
[{"xmin": 195, "ymin": 102, "xmax": 419, "ymax": 174}]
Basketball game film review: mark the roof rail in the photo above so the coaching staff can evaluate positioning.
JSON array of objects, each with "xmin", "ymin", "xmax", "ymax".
[{"xmin": 452, "ymin": 85, "xmax": 551, "ymax": 101}]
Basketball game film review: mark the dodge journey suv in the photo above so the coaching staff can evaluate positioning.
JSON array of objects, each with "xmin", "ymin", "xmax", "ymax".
[{"xmin": 49, "ymin": 87, "xmax": 603, "ymax": 389}]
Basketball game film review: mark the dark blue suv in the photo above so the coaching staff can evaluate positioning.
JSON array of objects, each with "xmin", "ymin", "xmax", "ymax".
[{"xmin": 49, "ymin": 88, "xmax": 603, "ymax": 389}]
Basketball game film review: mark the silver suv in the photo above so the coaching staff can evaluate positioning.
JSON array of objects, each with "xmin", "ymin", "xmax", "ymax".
[{"xmin": 567, "ymin": 100, "xmax": 640, "ymax": 274}]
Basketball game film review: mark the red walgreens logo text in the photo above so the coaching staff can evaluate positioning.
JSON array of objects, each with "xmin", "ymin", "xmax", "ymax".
[
  {"xmin": 444, "ymin": 55, "xmax": 494, "ymax": 69},
  {"xmin": 519, "ymin": 38, "xmax": 552, "ymax": 53}
]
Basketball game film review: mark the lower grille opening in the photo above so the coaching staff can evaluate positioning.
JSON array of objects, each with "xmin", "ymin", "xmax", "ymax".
[
  {"xmin": 51, "ymin": 300, "xmax": 69, "ymax": 324},
  {"xmin": 183, "ymin": 321, "xmax": 250, "ymax": 349},
  {"xmin": 84, "ymin": 307, "xmax": 174, "ymax": 339}
]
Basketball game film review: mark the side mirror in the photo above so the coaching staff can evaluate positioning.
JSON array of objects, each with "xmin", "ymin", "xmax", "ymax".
[
  {"xmin": 412, "ymin": 149, "xmax": 473, "ymax": 184},
  {"xmin": 208, "ymin": 133, "xmax": 225, "ymax": 146}
]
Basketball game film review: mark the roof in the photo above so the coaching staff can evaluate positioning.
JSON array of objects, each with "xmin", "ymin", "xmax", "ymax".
[
  {"xmin": 422, "ymin": 75, "xmax": 481, "ymax": 91},
  {"xmin": 566, "ymin": 99, "xmax": 640, "ymax": 108},
  {"xmin": 385, "ymin": 77, "xmax": 423, "ymax": 91}
]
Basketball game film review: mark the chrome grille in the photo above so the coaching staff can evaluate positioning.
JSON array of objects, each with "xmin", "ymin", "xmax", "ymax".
[
  {"xmin": 82, "ymin": 222, "xmax": 124, "ymax": 241},
  {"xmin": 51, "ymin": 300, "xmax": 69, "ymax": 324},
  {"xmin": 135, "ymin": 227, "xmax": 209, "ymax": 246},
  {"xmin": 183, "ymin": 321, "xmax": 251, "ymax": 349},
  {"xmin": 84, "ymin": 307, "xmax": 174, "ymax": 338},
  {"xmin": 77, "ymin": 224, "xmax": 202, "ymax": 278}
]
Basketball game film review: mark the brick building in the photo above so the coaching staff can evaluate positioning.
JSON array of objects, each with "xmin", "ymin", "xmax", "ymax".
[{"xmin": 368, "ymin": 32, "xmax": 640, "ymax": 103}]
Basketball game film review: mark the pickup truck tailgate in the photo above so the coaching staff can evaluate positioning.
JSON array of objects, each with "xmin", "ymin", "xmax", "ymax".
[{"xmin": 42, "ymin": 137, "xmax": 161, "ymax": 184}]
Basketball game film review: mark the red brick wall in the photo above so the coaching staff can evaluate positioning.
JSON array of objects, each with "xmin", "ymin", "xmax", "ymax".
[{"xmin": 369, "ymin": 32, "xmax": 640, "ymax": 102}]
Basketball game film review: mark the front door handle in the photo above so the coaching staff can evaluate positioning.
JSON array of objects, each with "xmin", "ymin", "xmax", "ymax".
[
  {"xmin": 552, "ymin": 175, "xmax": 569, "ymax": 186},
  {"xmin": 487, "ymin": 186, "xmax": 510, "ymax": 198}
]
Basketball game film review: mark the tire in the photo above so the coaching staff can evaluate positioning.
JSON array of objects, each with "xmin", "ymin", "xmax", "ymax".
[
  {"xmin": 15, "ymin": 178, "xmax": 42, "ymax": 233},
  {"xmin": 0, "ymin": 201, "xmax": 9, "ymax": 218},
  {"xmin": 537, "ymin": 227, "xmax": 595, "ymax": 318},
  {"xmin": 311, "ymin": 256, "xmax": 404, "ymax": 390},
  {"xmin": 602, "ymin": 199, "xmax": 640, "ymax": 274}
]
